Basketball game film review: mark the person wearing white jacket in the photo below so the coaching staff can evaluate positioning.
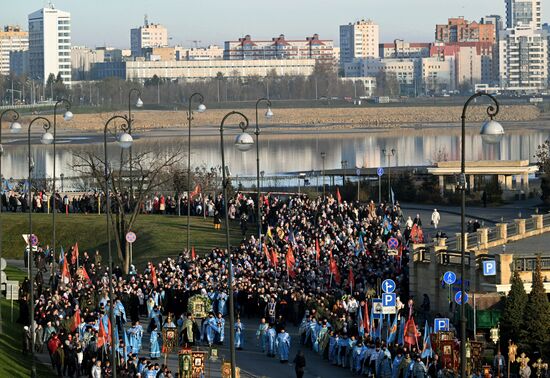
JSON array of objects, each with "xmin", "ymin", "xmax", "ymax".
[{"xmin": 431, "ymin": 209, "xmax": 441, "ymax": 229}]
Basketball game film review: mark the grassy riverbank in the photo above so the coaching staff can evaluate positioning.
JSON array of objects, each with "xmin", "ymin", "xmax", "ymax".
[{"xmin": 1, "ymin": 213, "xmax": 246, "ymax": 268}]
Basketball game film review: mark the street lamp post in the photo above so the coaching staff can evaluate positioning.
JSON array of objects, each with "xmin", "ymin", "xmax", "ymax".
[
  {"xmin": 0, "ymin": 109, "xmax": 21, "ymax": 334},
  {"xmin": 254, "ymin": 98, "xmax": 273, "ymax": 240},
  {"xmin": 27, "ymin": 116, "xmax": 53, "ymax": 378},
  {"xmin": 459, "ymin": 93, "xmax": 503, "ymax": 378},
  {"xmin": 48, "ymin": 99, "xmax": 73, "ymax": 280},
  {"xmin": 382, "ymin": 148, "xmax": 395, "ymax": 203},
  {"xmin": 127, "ymin": 88, "xmax": 143, "ymax": 204},
  {"xmin": 186, "ymin": 93, "xmax": 206, "ymax": 253},
  {"xmin": 219, "ymin": 111, "xmax": 253, "ymax": 378},
  {"xmin": 320, "ymin": 152, "xmax": 326, "ymax": 197},
  {"xmin": 103, "ymin": 115, "xmax": 133, "ymax": 378}
]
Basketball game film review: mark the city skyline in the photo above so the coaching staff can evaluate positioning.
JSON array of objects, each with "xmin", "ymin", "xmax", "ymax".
[{"xmin": 1, "ymin": 0, "xmax": 548, "ymax": 48}]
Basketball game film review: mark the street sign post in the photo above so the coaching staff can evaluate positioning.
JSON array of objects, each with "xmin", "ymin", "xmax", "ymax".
[
  {"xmin": 377, "ymin": 167, "xmax": 384, "ymax": 204},
  {"xmin": 483, "ymin": 260, "xmax": 496, "ymax": 276},
  {"xmin": 443, "ymin": 271, "xmax": 457, "ymax": 285},
  {"xmin": 434, "ymin": 318, "xmax": 450, "ymax": 332},
  {"xmin": 381, "ymin": 279, "xmax": 396, "ymax": 293},
  {"xmin": 126, "ymin": 232, "xmax": 137, "ymax": 266},
  {"xmin": 387, "ymin": 238, "xmax": 399, "ymax": 250},
  {"xmin": 455, "ymin": 291, "xmax": 469, "ymax": 305},
  {"xmin": 382, "ymin": 293, "xmax": 396, "ymax": 307}
]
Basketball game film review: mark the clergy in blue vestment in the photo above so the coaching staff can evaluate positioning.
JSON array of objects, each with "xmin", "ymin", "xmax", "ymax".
[
  {"xmin": 234, "ymin": 317, "xmax": 244, "ymax": 349},
  {"xmin": 276, "ymin": 328, "xmax": 291, "ymax": 363},
  {"xmin": 150, "ymin": 324, "xmax": 161, "ymax": 359},
  {"xmin": 128, "ymin": 320, "xmax": 143, "ymax": 355}
]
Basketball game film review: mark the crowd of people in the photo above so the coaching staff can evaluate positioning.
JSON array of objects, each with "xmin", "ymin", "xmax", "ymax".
[{"xmin": 15, "ymin": 192, "xmax": 445, "ymax": 378}]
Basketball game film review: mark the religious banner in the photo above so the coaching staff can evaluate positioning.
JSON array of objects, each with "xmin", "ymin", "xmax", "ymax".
[
  {"xmin": 179, "ymin": 348, "xmax": 193, "ymax": 378},
  {"xmin": 191, "ymin": 351, "xmax": 207, "ymax": 378},
  {"xmin": 162, "ymin": 326, "xmax": 178, "ymax": 355},
  {"xmin": 187, "ymin": 295, "xmax": 212, "ymax": 319}
]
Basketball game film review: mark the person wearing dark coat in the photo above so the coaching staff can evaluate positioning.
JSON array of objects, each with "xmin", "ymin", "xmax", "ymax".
[{"xmin": 293, "ymin": 350, "xmax": 306, "ymax": 378}]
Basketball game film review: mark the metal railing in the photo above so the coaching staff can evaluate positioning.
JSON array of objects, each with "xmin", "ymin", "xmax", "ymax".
[{"xmin": 436, "ymin": 213, "xmax": 550, "ymax": 252}]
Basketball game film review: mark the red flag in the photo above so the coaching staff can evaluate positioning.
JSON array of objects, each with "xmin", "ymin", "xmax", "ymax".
[
  {"xmin": 348, "ymin": 267, "xmax": 355, "ymax": 289},
  {"xmin": 71, "ymin": 243, "xmax": 78, "ymax": 265},
  {"xmin": 315, "ymin": 239, "xmax": 320, "ymax": 263},
  {"xmin": 191, "ymin": 246, "xmax": 196, "ymax": 260},
  {"xmin": 150, "ymin": 263, "xmax": 158, "ymax": 287},
  {"xmin": 80, "ymin": 266, "xmax": 91, "ymax": 284},
  {"xmin": 329, "ymin": 253, "xmax": 341, "ymax": 285},
  {"xmin": 190, "ymin": 185, "xmax": 201, "ymax": 198},
  {"xmin": 263, "ymin": 244, "xmax": 272, "ymax": 265},
  {"xmin": 336, "ymin": 187, "xmax": 342, "ymax": 204},
  {"xmin": 404, "ymin": 318, "xmax": 420, "ymax": 347},
  {"xmin": 286, "ymin": 245, "xmax": 296, "ymax": 278},
  {"xmin": 363, "ymin": 301, "xmax": 370, "ymax": 333},
  {"xmin": 97, "ymin": 318, "xmax": 106, "ymax": 348},
  {"xmin": 71, "ymin": 309, "xmax": 81, "ymax": 332},
  {"xmin": 271, "ymin": 248, "xmax": 278, "ymax": 266},
  {"xmin": 61, "ymin": 252, "xmax": 71, "ymax": 284}
]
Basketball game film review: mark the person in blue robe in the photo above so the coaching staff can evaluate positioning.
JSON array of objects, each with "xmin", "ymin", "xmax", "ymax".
[
  {"xmin": 234, "ymin": 317, "xmax": 244, "ymax": 349},
  {"xmin": 215, "ymin": 313, "xmax": 225, "ymax": 344},
  {"xmin": 275, "ymin": 328, "xmax": 291, "ymax": 363},
  {"xmin": 205, "ymin": 313, "xmax": 218, "ymax": 347},
  {"xmin": 266, "ymin": 324, "xmax": 277, "ymax": 357},
  {"xmin": 128, "ymin": 320, "xmax": 143, "ymax": 355},
  {"xmin": 149, "ymin": 324, "xmax": 160, "ymax": 359},
  {"xmin": 217, "ymin": 292, "xmax": 228, "ymax": 316},
  {"xmin": 255, "ymin": 318, "xmax": 268, "ymax": 353}
]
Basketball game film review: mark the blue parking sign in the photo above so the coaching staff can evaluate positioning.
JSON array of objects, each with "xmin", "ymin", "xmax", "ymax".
[
  {"xmin": 382, "ymin": 293, "xmax": 396, "ymax": 307},
  {"xmin": 483, "ymin": 260, "xmax": 496, "ymax": 276},
  {"xmin": 377, "ymin": 167, "xmax": 384, "ymax": 177},
  {"xmin": 434, "ymin": 318, "xmax": 450, "ymax": 332}
]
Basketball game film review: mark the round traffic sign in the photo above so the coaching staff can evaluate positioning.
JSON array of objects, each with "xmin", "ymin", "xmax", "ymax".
[
  {"xmin": 30, "ymin": 234, "xmax": 38, "ymax": 247},
  {"xmin": 382, "ymin": 279, "xmax": 396, "ymax": 293},
  {"xmin": 387, "ymin": 237, "xmax": 399, "ymax": 249},
  {"xmin": 377, "ymin": 167, "xmax": 384, "ymax": 177},
  {"xmin": 356, "ymin": 168, "xmax": 361, "ymax": 176},
  {"xmin": 125, "ymin": 231, "xmax": 137, "ymax": 244},
  {"xmin": 455, "ymin": 291, "xmax": 469, "ymax": 305},
  {"xmin": 443, "ymin": 271, "xmax": 456, "ymax": 285}
]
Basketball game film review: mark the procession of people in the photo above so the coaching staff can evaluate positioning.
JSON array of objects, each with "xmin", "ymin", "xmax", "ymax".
[{"xmin": 14, "ymin": 190, "xmax": 498, "ymax": 378}]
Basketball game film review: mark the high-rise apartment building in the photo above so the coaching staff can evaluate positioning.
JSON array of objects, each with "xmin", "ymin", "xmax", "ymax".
[
  {"xmin": 0, "ymin": 26, "xmax": 28, "ymax": 75},
  {"xmin": 339, "ymin": 20, "xmax": 379, "ymax": 68},
  {"xmin": 435, "ymin": 17, "xmax": 496, "ymax": 43},
  {"xmin": 498, "ymin": 26, "xmax": 547, "ymax": 89},
  {"xmin": 28, "ymin": 5, "xmax": 71, "ymax": 84},
  {"xmin": 505, "ymin": 0, "xmax": 541, "ymax": 29},
  {"xmin": 224, "ymin": 34, "xmax": 334, "ymax": 62},
  {"xmin": 130, "ymin": 17, "xmax": 168, "ymax": 57},
  {"xmin": 481, "ymin": 15, "xmax": 504, "ymax": 41}
]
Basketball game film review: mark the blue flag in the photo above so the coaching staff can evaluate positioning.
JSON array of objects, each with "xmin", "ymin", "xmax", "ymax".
[
  {"xmin": 387, "ymin": 315, "xmax": 398, "ymax": 344},
  {"xmin": 421, "ymin": 320, "xmax": 433, "ymax": 358},
  {"xmin": 397, "ymin": 318, "xmax": 405, "ymax": 346},
  {"xmin": 59, "ymin": 246, "xmax": 64, "ymax": 265},
  {"xmin": 357, "ymin": 307, "xmax": 364, "ymax": 336}
]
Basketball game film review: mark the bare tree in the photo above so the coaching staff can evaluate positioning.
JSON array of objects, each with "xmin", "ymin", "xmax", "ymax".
[{"xmin": 72, "ymin": 143, "xmax": 184, "ymax": 272}]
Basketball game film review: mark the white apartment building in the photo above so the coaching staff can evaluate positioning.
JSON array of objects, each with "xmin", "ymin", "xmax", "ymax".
[
  {"xmin": 28, "ymin": 5, "xmax": 71, "ymax": 84},
  {"xmin": 506, "ymin": 0, "xmax": 541, "ymax": 29},
  {"xmin": 71, "ymin": 46, "xmax": 105, "ymax": 80},
  {"xmin": 0, "ymin": 26, "xmax": 28, "ymax": 75},
  {"xmin": 130, "ymin": 18, "xmax": 168, "ymax": 58},
  {"xmin": 339, "ymin": 20, "xmax": 379, "ymax": 69},
  {"xmin": 498, "ymin": 26, "xmax": 548, "ymax": 90},
  {"xmin": 422, "ymin": 57, "xmax": 455, "ymax": 93}
]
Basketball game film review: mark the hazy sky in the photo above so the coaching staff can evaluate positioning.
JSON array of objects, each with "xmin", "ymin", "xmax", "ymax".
[{"xmin": 2, "ymin": 0, "xmax": 548, "ymax": 48}]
